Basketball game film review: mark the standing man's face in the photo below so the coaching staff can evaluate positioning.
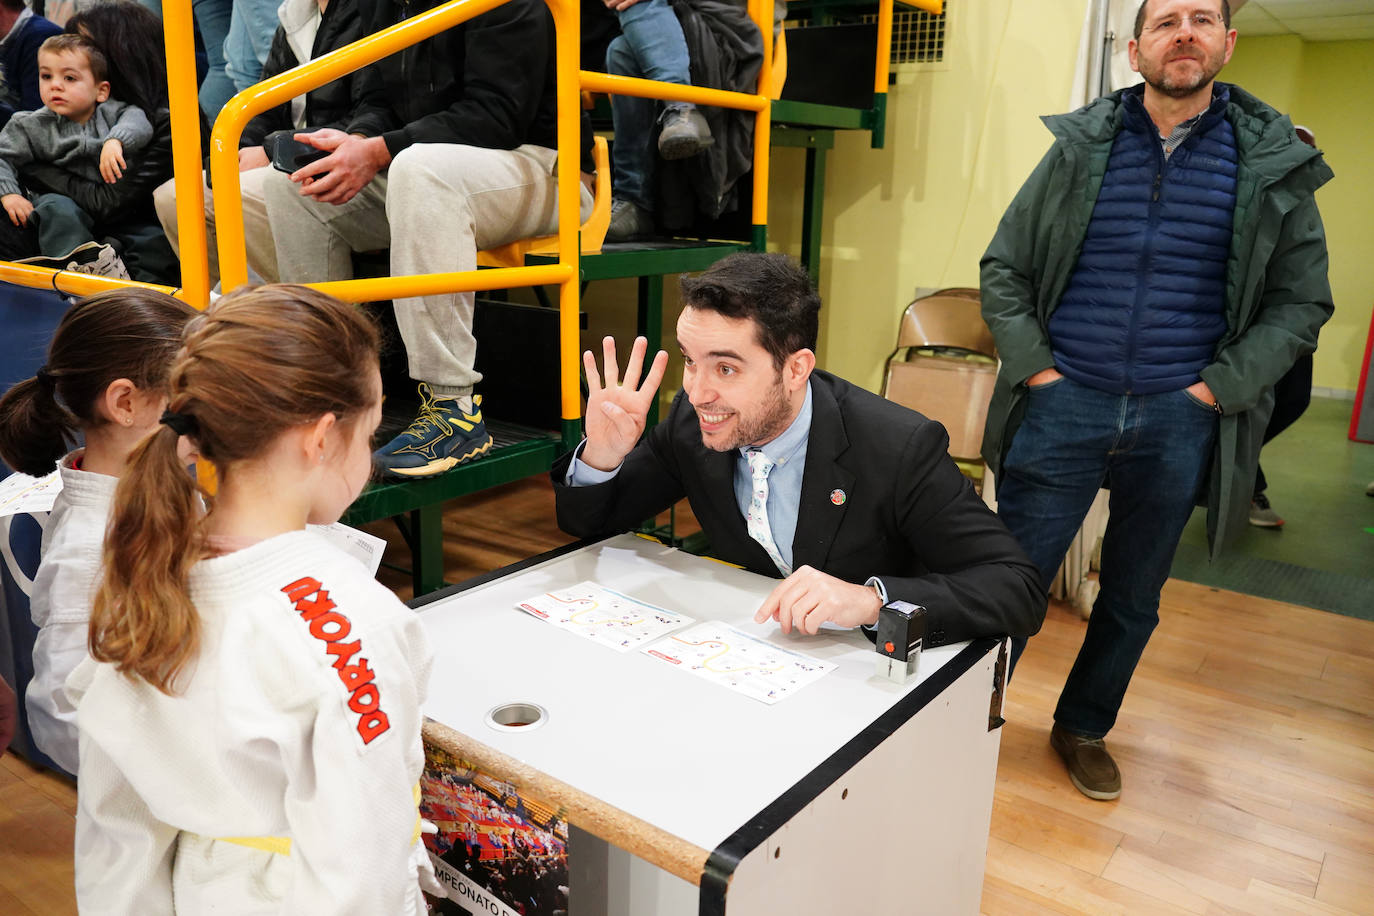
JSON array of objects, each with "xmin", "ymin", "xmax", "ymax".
[{"xmin": 1129, "ymin": 1, "xmax": 1236, "ymax": 99}]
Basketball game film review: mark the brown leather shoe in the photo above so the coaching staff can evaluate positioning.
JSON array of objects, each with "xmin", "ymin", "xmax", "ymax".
[{"xmin": 1050, "ymin": 724, "xmax": 1122, "ymax": 800}]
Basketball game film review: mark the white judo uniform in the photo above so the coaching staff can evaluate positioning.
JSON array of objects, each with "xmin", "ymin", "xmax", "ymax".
[
  {"xmin": 68, "ymin": 530, "xmax": 435, "ymax": 914},
  {"xmin": 27, "ymin": 450, "xmax": 112, "ymax": 775}
]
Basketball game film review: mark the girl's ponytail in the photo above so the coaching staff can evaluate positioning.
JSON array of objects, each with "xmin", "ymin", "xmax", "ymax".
[
  {"xmin": 0, "ymin": 369, "xmax": 80, "ymax": 476},
  {"xmin": 90, "ymin": 284, "xmax": 380, "ymax": 694},
  {"xmin": 91, "ymin": 418, "xmax": 205, "ymax": 694}
]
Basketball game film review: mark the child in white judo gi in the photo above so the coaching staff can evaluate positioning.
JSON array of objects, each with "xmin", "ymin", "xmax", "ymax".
[
  {"xmin": 0, "ymin": 288, "xmax": 195, "ymax": 775},
  {"xmin": 68, "ymin": 284, "xmax": 437, "ymax": 914}
]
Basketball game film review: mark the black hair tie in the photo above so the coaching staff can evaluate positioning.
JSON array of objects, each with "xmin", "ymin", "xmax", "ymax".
[
  {"xmin": 34, "ymin": 365, "xmax": 56, "ymax": 389},
  {"xmin": 160, "ymin": 410, "xmax": 199, "ymax": 437}
]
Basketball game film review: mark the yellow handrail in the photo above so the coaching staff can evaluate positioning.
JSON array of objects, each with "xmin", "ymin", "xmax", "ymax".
[
  {"xmin": 0, "ymin": 0, "xmax": 898, "ymax": 440},
  {"xmin": 164, "ymin": 0, "xmax": 210, "ymax": 308},
  {"xmin": 195, "ymin": 0, "xmax": 585, "ymax": 422},
  {"xmin": 0, "ymin": 265, "xmax": 175, "ymax": 298},
  {"xmin": 876, "ymin": 1, "xmax": 943, "ymax": 94},
  {"xmin": 753, "ymin": 0, "xmax": 773, "ymax": 231},
  {"xmin": 550, "ymin": 0, "xmax": 582, "ymax": 424},
  {"xmin": 205, "ymin": 0, "xmax": 517, "ymax": 292},
  {"xmin": 307, "ymin": 265, "xmax": 574, "ymax": 304},
  {"xmin": 875, "ymin": 0, "xmax": 894, "ymax": 95},
  {"xmin": 579, "ymin": 73, "xmax": 768, "ymax": 112}
]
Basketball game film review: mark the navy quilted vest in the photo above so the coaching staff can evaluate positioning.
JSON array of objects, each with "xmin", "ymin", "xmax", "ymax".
[{"xmin": 1048, "ymin": 87, "xmax": 1237, "ymax": 395}]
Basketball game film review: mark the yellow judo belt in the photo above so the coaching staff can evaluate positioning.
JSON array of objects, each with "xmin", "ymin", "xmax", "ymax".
[{"xmin": 218, "ymin": 784, "xmax": 423, "ymax": 856}]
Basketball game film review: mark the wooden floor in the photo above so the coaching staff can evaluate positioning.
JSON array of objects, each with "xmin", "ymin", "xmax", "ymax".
[{"xmin": 3, "ymin": 476, "xmax": 1372, "ymax": 914}]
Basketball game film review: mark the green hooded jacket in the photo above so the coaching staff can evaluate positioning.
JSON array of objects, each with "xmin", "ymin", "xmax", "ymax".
[{"xmin": 980, "ymin": 83, "xmax": 1334, "ymax": 556}]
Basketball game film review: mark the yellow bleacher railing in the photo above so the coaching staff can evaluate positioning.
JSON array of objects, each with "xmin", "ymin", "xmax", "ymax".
[
  {"xmin": 878, "ymin": 1, "xmax": 942, "ymax": 93},
  {"xmin": 189, "ymin": 0, "xmax": 787, "ymax": 434},
  {"xmin": 165, "ymin": 0, "xmax": 210, "ymax": 308},
  {"xmin": 177, "ymin": 0, "xmax": 585, "ymax": 423},
  {"xmin": 0, "ymin": 0, "xmax": 907, "ymax": 436}
]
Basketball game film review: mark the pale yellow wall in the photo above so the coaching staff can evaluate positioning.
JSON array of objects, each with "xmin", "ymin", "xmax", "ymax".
[
  {"xmin": 1222, "ymin": 37, "xmax": 1374, "ymax": 395},
  {"xmin": 768, "ymin": 0, "xmax": 1091, "ymax": 392},
  {"xmin": 1221, "ymin": 33, "xmax": 1304, "ymax": 113},
  {"xmin": 582, "ymin": 4, "xmax": 1371, "ymax": 404},
  {"xmin": 770, "ymin": 12, "xmax": 1372, "ymax": 395}
]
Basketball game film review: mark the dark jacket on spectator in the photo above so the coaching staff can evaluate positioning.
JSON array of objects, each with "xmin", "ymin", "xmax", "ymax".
[
  {"xmin": 345, "ymin": 0, "xmax": 558, "ymax": 157},
  {"xmin": 242, "ymin": 0, "xmax": 363, "ymax": 149},
  {"xmin": 0, "ymin": 13, "xmax": 63, "ymax": 117},
  {"xmin": 659, "ymin": 0, "xmax": 762, "ymax": 226}
]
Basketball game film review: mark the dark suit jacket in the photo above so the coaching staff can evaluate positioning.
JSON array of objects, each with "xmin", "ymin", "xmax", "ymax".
[{"xmin": 552, "ymin": 371, "xmax": 1047, "ymax": 648}]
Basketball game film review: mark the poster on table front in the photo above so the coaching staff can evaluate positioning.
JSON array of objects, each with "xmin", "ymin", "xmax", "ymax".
[{"xmin": 421, "ymin": 741, "xmax": 569, "ymax": 916}]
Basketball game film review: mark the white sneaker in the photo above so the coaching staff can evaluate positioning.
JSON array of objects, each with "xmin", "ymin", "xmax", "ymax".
[{"xmin": 18, "ymin": 242, "xmax": 130, "ymax": 280}]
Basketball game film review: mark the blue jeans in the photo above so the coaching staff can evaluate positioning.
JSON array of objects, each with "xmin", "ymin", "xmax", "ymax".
[
  {"xmin": 606, "ymin": 0, "xmax": 693, "ymax": 210},
  {"xmin": 225, "ymin": 0, "xmax": 281, "ymax": 92},
  {"xmin": 194, "ymin": 0, "xmax": 235, "ymax": 119},
  {"xmin": 996, "ymin": 375, "xmax": 1217, "ymax": 738},
  {"xmin": 32, "ymin": 193, "xmax": 95, "ymax": 258}
]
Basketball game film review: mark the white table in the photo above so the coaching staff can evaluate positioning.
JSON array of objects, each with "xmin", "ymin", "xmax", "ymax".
[{"xmin": 415, "ymin": 534, "xmax": 1007, "ymax": 915}]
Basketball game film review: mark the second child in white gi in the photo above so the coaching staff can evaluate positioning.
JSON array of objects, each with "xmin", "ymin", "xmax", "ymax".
[{"xmin": 69, "ymin": 285, "xmax": 437, "ymax": 914}]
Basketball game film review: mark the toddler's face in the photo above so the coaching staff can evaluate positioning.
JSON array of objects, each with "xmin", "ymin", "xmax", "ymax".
[{"xmin": 37, "ymin": 50, "xmax": 109, "ymax": 124}]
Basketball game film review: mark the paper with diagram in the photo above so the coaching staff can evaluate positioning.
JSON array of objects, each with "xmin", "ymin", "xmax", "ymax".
[
  {"xmin": 0, "ymin": 470, "xmax": 61, "ymax": 518},
  {"xmin": 642, "ymin": 622, "xmax": 836, "ymax": 704},
  {"xmin": 516, "ymin": 581, "xmax": 693, "ymax": 651}
]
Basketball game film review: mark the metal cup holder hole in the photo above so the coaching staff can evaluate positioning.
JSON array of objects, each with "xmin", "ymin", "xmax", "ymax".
[{"xmin": 485, "ymin": 702, "xmax": 548, "ymax": 732}]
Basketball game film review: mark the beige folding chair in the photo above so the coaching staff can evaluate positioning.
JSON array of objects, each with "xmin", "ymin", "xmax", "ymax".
[{"xmin": 880, "ymin": 288, "xmax": 998, "ymax": 485}]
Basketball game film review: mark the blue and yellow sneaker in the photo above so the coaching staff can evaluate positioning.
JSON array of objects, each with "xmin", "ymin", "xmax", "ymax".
[{"xmin": 374, "ymin": 384, "xmax": 493, "ymax": 478}]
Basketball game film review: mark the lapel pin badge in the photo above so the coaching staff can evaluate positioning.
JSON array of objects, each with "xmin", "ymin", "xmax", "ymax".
[{"xmin": 830, "ymin": 488, "xmax": 846, "ymax": 506}]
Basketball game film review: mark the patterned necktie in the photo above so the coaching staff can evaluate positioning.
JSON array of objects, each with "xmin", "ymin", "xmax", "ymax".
[{"xmin": 745, "ymin": 447, "xmax": 791, "ymax": 576}]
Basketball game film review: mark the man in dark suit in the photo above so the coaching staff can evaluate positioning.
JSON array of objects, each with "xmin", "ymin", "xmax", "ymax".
[{"xmin": 553, "ymin": 252, "xmax": 1046, "ymax": 646}]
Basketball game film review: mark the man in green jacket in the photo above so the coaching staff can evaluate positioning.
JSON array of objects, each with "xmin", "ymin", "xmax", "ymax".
[{"xmin": 980, "ymin": 0, "xmax": 1332, "ymax": 801}]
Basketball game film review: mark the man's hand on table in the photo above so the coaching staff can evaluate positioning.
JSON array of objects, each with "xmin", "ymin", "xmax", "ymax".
[{"xmin": 753, "ymin": 566, "xmax": 884, "ymax": 636}]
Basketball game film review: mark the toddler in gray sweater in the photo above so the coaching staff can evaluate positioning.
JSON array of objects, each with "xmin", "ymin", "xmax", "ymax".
[{"xmin": 0, "ymin": 33, "xmax": 151, "ymax": 259}]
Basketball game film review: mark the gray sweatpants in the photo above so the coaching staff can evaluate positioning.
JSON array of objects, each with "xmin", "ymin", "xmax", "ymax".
[
  {"xmin": 153, "ymin": 166, "xmax": 279, "ymax": 286},
  {"xmin": 259, "ymin": 143, "xmax": 589, "ymax": 395}
]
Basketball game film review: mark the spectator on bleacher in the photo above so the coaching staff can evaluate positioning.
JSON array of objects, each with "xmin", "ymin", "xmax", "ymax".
[
  {"xmin": 154, "ymin": 0, "xmax": 361, "ymax": 286},
  {"xmin": 13, "ymin": 0, "xmax": 180, "ymax": 283},
  {"xmin": 194, "ymin": 0, "xmax": 235, "ymax": 117},
  {"xmin": 603, "ymin": 0, "xmax": 761, "ymax": 242},
  {"xmin": 0, "ymin": 0, "xmax": 63, "ymax": 129},
  {"xmin": 195, "ymin": 0, "xmax": 279, "ymax": 119},
  {"xmin": 0, "ymin": 34, "xmax": 152, "ymax": 277},
  {"xmin": 602, "ymin": 0, "xmax": 713, "ymax": 243},
  {"xmin": 225, "ymin": 1, "xmax": 281, "ymax": 92},
  {"xmin": 259, "ymin": 0, "xmax": 592, "ymax": 479}
]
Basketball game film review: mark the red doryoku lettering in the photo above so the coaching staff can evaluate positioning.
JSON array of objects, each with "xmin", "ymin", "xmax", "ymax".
[{"xmin": 281, "ymin": 577, "xmax": 391, "ymax": 745}]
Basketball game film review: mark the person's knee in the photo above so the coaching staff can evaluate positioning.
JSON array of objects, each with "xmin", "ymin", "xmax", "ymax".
[
  {"xmin": 606, "ymin": 36, "xmax": 636, "ymax": 76},
  {"xmin": 152, "ymin": 177, "xmax": 177, "ymax": 226},
  {"xmin": 387, "ymin": 146, "xmax": 477, "ymax": 212},
  {"xmin": 261, "ymin": 167, "xmax": 308, "ymax": 217},
  {"xmin": 33, "ymin": 193, "xmax": 83, "ymax": 218}
]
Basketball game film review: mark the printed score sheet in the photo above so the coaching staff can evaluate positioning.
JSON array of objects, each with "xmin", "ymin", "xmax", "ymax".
[{"xmin": 516, "ymin": 581, "xmax": 835, "ymax": 704}]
